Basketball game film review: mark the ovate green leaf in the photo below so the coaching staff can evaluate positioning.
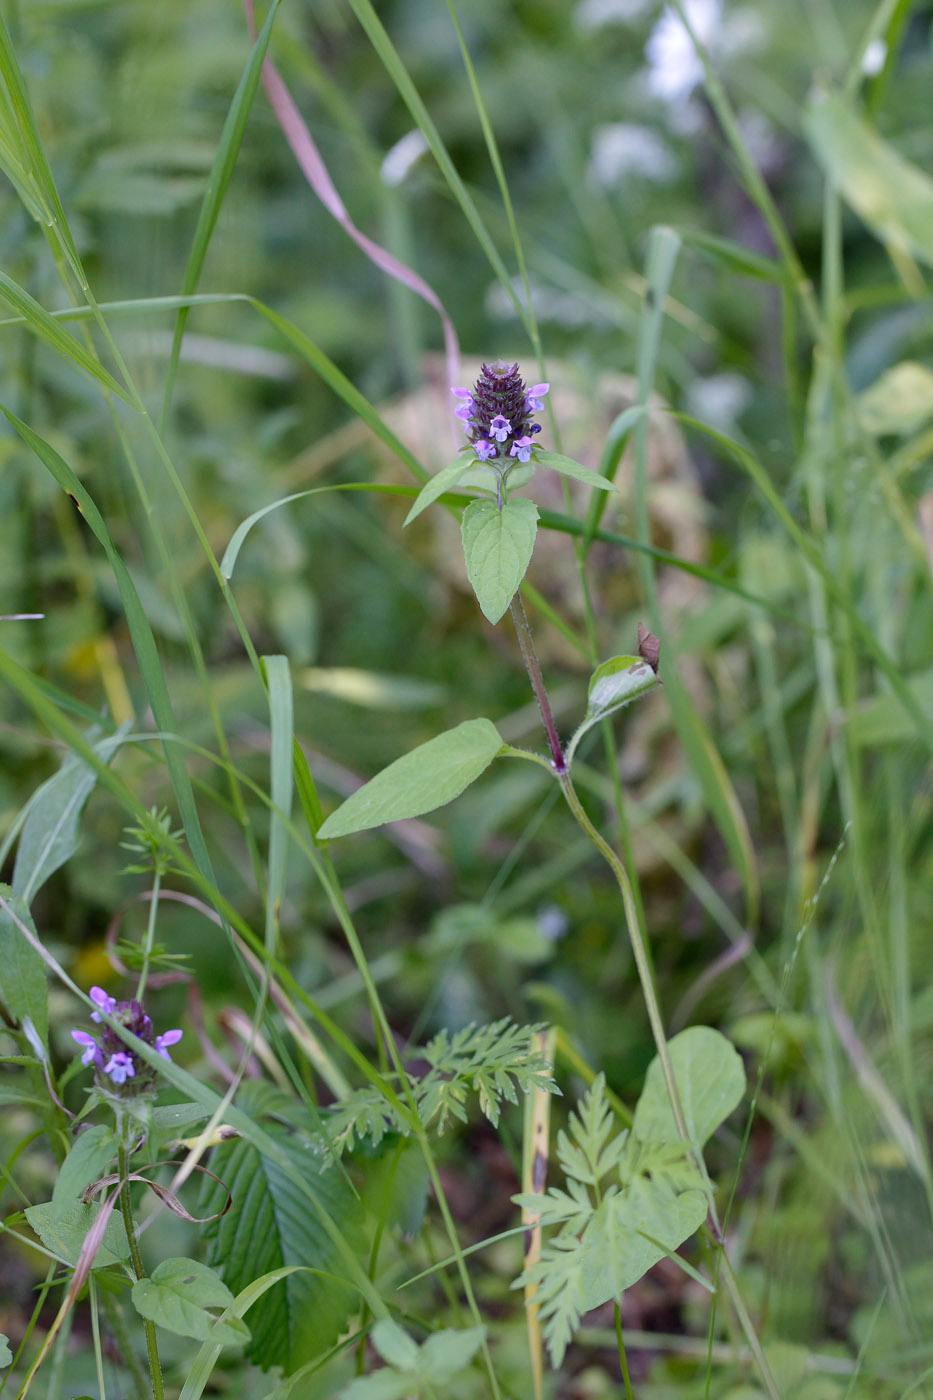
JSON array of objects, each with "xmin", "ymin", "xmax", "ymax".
[
  {"xmin": 461, "ymin": 497, "xmax": 538, "ymax": 624},
  {"xmin": 633, "ymin": 1026, "xmax": 746, "ymax": 1148},
  {"xmin": 318, "ymin": 719, "xmax": 504, "ymax": 839},
  {"xmin": 132, "ymin": 1258, "xmax": 249, "ymax": 1347}
]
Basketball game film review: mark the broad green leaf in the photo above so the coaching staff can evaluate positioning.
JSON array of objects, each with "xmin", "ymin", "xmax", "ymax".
[
  {"xmin": 25, "ymin": 1201, "xmax": 129, "ymax": 1270},
  {"xmin": 857, "ymin": 362, "xmax": 933, "ymax": 437},
  {"xmin": 371, "ymin": 1319, "xmax": 419, "ymax": 1371},
  {"xmin": 52, "ymin": 1125, "xmax": 118, "ymax": 1222},
  {"xmin": 12, "ymin": 722, "xmax": 132, "ymax": 904},
  {"xmin": 633, "ymin": 1026, "xmax": 746, "ymax": 1148},
  {"xmin": 804, "ymin": 89, "xmax": 933, "ymax": 266},
  {"xmin": 0, "ymin": 886, "xmax": 48, "ymax": 1048},
  {"xmin": 461, "ymin": 497, "xmax": 538, "ymax": 624},
  {"xmin": 579, "ymin": 1179, "xmax": 707, "ymax": 1309},
  {"xmin": 132, "ymin": 1259, "xmax": 249, "ymax": 1347},
  {"xmin": 340, "ymin": 1372, "xmax": 413, "ymax": 1400},
  {"xmin": 318, "ymin": 718, "xmax": 504, "ymax": 839},
  {"xmin": 565, "ymin": 655, "xmax": 660, "ymax": 766},
  {"xmin": 200, "ymin": 1117, "xmax": 366, "ymax": 1372},
  {"xmin": 531, "ymin": 450, "xmax": 619, "ymax": 492},
  {"xmin": 404, "ymin": 456, "xmax": 478, "ymax": 525},
  {"xmin": 0, "ymin": 1334, "xmax": 10, "ymax": 1367}
]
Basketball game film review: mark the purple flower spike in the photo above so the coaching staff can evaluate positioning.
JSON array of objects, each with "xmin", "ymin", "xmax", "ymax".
[
  {"xmin": 509, "ymin": 436, "xmax": 535, "ymax": 463},
  {"xmin": 155, "ymin": 1029, "xmax": 183, "ymax": 1060},
  {"xmin": 104, "ymin": 1052, "xmax": 135, "ymax": 1085},
  {"xmin": 72, "ymin": 1029, "xmax": 100, "ymax": 1066},
  {"xmin": 450, "ymin": 361, "xmax": 548, "ymax": 462},
  {"xmin": 89, "ymin": 986, "xmax": 116, "ymax": 1023}
]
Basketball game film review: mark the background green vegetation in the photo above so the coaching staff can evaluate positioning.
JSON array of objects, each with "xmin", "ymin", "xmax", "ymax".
[{"xmin": 1, "ymin": 0, "xmax": 932, "ymax": 1395}]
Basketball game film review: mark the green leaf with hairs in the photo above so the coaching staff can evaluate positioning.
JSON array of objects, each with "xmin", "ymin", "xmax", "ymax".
[
  {"xmin": 461, "ymin": 496, "xmax": 538, "ymax": 624},
  {"xmin": 404, "ymin": 456, "xmax": 478, "ymax": 525}
]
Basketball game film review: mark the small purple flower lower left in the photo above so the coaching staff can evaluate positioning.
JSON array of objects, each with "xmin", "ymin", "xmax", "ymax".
[{"xmin": 71, "ymin": 986, "xmax": 182, "ymax": 1097}]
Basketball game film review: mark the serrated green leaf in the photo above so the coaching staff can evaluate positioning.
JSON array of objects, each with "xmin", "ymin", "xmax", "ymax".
[
  {"xmin": 12, "ymin": 722, "xmax": 132, "ymax": 905},
  {"xmin": 200, "ymin": 1119, "xmax": 366, "ymax": 1373},
  {"xmin": 404, "ymin": 455, "xmax": 478, "ymax": 525},
  {"xmin": 804, "ymin": 89, "xmax": 933, "ymax": 266},
  {"xmin": 318, "ymin": 718, "xmax": 503, "ymax": 839},
  {"xmin": 633, "ymin": 1026, "xmax": 746, "ymax": 1148},
  {"xmin": 52, "ymin": 1125, "xmax": 118, "ymax": 1221},
  {"xmin": 0, "ymin": 885, "xmax": 48, "ymax": 1047},
  {"xmin": 371, "ymin": 1319, "xmax": 419, "ymax": 1371},
  {"xmin": 531, "ymin": 450, "xmax": 619, "ymax": 492},
  {"xmin": 461, "ymin": 496, "xmax": 538, "ymax": 624},
  {"xmin": 566, "ymin": 655, "xmax": 660, "ymax": 764},
  {"xmin": 25, "ymin": 1200, "xmax": 129, "ymax": 1270},
  {"xmin": 132, "ymin": 1259, "xmax": 249, "ymax": 1347}
]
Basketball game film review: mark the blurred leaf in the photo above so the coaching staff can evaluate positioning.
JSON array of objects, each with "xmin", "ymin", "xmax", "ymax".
[
  {"xmin": 804, "ymin": 89, "xmax": 933, "ymax": 266},
  {"xmin": 857, "ymin": 361, "xmax": 933, "ymax": 437},
  {"xmin": 633, "ymin": 1026, "xmax": 746, "ymax": 1148},
  {"xmin": 12, "ymin": 721, "xmax": 132, "ymax": 904},
  {"xmin": 301, "ymin": 667, "xmax": 445, "ymax": 710},
  {"xmin": 318, "ymin": 719, "xmax": 504, "ymax": 839},
  {"xmin": 0, "ymin": 885, "xmax": 48, "ymax": 1047},
  {"xmin": 681, "ymin": 228, "xmax": 791, "ymax": 283},
  {"xmin": 461, "ymin": 497, "xmax": 538, "ymax": 624}
]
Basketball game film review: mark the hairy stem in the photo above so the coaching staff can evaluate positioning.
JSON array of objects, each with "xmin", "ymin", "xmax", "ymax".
[{"xmin": 509, "ymin": 592, "xmax": 564, "ymax": 771}]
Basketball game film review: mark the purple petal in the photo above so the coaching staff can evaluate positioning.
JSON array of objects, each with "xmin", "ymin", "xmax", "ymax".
[
  {"xmin": 104, "ymin": 1053, "xmax": 135, "ymax": 1085},
  {"xmin": 489, "ymin": 415, "xmax": 511, "ymax": 442},
  {"xmin": 509, "ymin": 436, "xmax": 535, "ymax": 463},
  {"xmin": 72, "ymin": 1030, "xmax": 100, "ymax": 1066},
  {"xmin": 89, "ymin": 986, "xmax": 116, "ymax": 1023},
  {"xmin": 451, "ymin": 387, "xmax": 473, "ymax": 401},
  {"xmin": 155, "ymin": 1029, "xmax": 183, "ymax": 1060},
  {"xmin": 474, "ymin": 440, "xmax": 497, "ymax": 461},
  {"xmin": 526, "ymin": 384, "xmax": 550, "ymax": 411}
]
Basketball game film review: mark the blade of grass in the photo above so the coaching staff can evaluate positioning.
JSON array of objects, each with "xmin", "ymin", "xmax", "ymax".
[{"xmin": 160, "ymin": 0, "xmax": 284, "ymax": 431}]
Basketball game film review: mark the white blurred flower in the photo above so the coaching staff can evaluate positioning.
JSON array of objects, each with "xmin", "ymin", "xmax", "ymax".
[
  {"xmin": 645, "ymin": 0, "xmax": 720, "ymax": 104},
  {"xmin": 645, "ymin": 0, "xmax": 766, "ymax": 126},
  {"xmin": 588, "ymin": 123, "xmax": 677, "ymax": 186},
  {"xmin": 575, "ymin": 0, "xmax": 653, "ymax": 27},
  {"xmin": 687, "ymin": 371, "xmax": 751, "ymax": 430},
  {"xmin": 380, "ymin": 129, "xmax": 429, "ymax": 187},
  {"xmin": 862, "ymin": 38, "xmax": 886, "ymax": 76}
]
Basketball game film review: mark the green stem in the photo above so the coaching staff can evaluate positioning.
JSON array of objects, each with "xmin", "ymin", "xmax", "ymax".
[
  {"xmin": 118, "ymin": 1138, "xmax": 164, "ymax": 1400},
  {"xmin": 557, "ymin": 772, "xmax": 690, "ymax": 1146},
  {"xmin": 614, "ymin": 1301, "xmax": 635, "ymax": 1400}
]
